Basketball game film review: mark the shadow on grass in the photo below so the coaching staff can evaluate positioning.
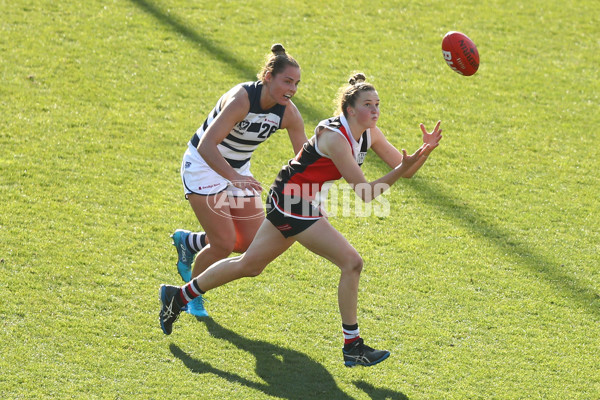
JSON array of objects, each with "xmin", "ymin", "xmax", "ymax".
[
  {"xmin": 354, "ymin": 380, "xmax": 410, "ymax": 400},
  {"xmin": 128, "ymin": 0, "xmax": 325, "ymax": 125},
  {"xmin": 170, "ymin": 318, "xmax": 410, "ymax": 400},
  {"xmin": 170, "ymin": 318, "xmax": 352, "ymax": 399},
  {"xmin": 409, "ymin": 179, "xmax": 599, "ymax": 316}
]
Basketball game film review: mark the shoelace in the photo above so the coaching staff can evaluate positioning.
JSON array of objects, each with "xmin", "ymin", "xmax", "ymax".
[
  {"xmin": 353, "ymin": 339, "xmax": 376, "ymax": 354},
  {"xmin": 359, "ymin": 345, "xmax": 376, "ymax": 354},
  {"xmin": 163, "ymin": 298, "xmax": 181, "ymax": 322}
]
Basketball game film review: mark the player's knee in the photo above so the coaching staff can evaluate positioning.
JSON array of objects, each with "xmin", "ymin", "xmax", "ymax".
[
  {"xmin": 238, "ymin": 253, "xmax": 267, "ymax": 277},
  {"xmin": 352, "ymin": 254, "xmax": 364, "ymax": 274},
  {"xmin": 244, "ymin": 265, "xmax": 265, "ymax": 277},
  {"xmin": 207, "ymin": 238, "xmax": 235, "ymax": 259},
  {"xmin": 342, "ymin": 252, "xmax": 363, "ymax": 275},
  {"xmin": 239, "ymin": 262, "xmax": 266, "ymax": 278}
]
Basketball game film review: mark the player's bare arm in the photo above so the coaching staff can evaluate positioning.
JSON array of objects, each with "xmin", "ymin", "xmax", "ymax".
[
  {"xmin": 281, "ymin": 100, "xmax": 308, "ymax": 154},
  {"xmin": 369, "ymin": 126, "xmax": 403, "ymax": 168}
]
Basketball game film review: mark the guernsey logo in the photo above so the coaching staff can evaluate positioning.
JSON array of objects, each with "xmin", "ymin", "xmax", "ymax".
[{"xmin": 238, "ymin": 120, "xmax": 251, "ymax": 131}]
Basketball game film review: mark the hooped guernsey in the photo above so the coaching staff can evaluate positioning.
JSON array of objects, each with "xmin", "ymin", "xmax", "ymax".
[
  {"xmin": 268, "ymin": 114, "xmax": 372, "ymax": 221},
  {"xmin": 188, "ymin": 81, "xmax": 286, "ymax": 170}
]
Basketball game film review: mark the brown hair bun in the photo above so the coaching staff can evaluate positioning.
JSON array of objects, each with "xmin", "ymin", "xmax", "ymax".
[
  {"xmin": 271, "ymin": 43, "xmax": 286, "ymax": 56},
  {"xmin": 348, "ymin": 73, "xmax": 366, "ymax": 85}
]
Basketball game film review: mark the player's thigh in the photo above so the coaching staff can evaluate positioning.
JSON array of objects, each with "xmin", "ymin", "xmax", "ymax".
[
  {"xmin": 238, "ymin": 219, "xmax": 296, "ymax": 273},
  {"xmin": 294, "ymin": 218, "xmax": 362, "ymax": 270},
  {"xmin": 228, "ymin": 194, "xmax": 265, "ymax": 250},
  {"xmin": 187, "ymin": 192, "xmax": 236, "ymax": 248}
]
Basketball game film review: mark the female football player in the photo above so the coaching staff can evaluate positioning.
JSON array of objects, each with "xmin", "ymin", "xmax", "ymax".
[
  {"xmin": 171, "ymin": 44, "xmax": 307, "ymax": 316},
  {"xmin": 160, "ymin": 73, "xmax": 442, "ymax": 366}
]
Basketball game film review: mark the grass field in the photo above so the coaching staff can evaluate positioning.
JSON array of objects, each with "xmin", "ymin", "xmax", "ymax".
[{"xmin": 1, "ymin": 0, "xmax": 599, "ymax": 398}]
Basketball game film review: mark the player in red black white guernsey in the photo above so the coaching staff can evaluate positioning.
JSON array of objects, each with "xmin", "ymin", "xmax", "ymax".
[
  {"xmin": 159, "ymin": 73, "xmax": 443, "ymax": 367},
  {"xmin": 269, "ymin": 114, "xmax": 371, "ymax": 227}
]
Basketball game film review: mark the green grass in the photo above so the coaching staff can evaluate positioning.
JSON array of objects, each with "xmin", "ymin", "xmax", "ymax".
[{"xmin": 1, "ymin": 0, "xmax": 599, "ymax": 398}]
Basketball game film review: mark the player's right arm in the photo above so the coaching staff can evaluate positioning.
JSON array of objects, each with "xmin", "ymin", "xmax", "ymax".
[
  {"xmin": 197, "ymin": 86, "xmax": 263, "ymax": 192},
  {"xmin": 370, "ymin": 121, "xmax": 442, "ymax": 178}
]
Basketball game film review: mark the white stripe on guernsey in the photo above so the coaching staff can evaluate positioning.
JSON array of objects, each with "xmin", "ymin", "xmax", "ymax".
[
  {"xmin": 313, "ymin": 134, "xmax": 329, "ymax": 158},
  {"xmin": 314, "ymin": 120, "xmax": 350, "ymax": 158},
  {"xmin": 314, "ymin": 114, "xmax": 365, "ymax": 159},
  {"xmin": 343, "ymin": 328, "xmax": 360, "ymax": 339},
  {"xmin": 195, "ymin": 96, "xmax": 222, "ymax": 137}
]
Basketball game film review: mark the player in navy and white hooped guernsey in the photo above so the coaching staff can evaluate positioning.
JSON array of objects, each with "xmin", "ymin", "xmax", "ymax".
[
  {"xmin": 168, "ymin": 44, "xmax": 307, "ymax": 318},
  {"xmin": 160, "ymin": 73, "xmax": 443, "ymax": 367},
  {"xmin": 185, "ymin": 80, "xmax": 292, "ymax": 196}
]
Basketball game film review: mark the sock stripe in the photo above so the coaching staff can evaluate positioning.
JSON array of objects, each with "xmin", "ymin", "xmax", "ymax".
[
  {"xmin": 192, "ymin": 279, "xmax": 205, "ymax": 295},
  {"xmin": 342, "ymin": 323, "xmax": 360, "ymax": 345},
  {"xmin": 179, "ymin": 289, "xmax": 190, "ymax": 305},
  {"xmin": 181, "ymin": 289, "xmax": 192, "ymax": 303},
  {"xmin": 188, "ymin": 281, "xmax": 202, "ymax": 296},
  {"xmin": 343, "ymin": 329, "xmax": 360, "ymax": 339},
  {"xmin": 180, "ymin": 281, "xmax": 203, "ymax": 304},
  {"xmin": 186, "ymin": 235, "xmax": 199, "ymax": 253},
  {"xmin": 186, "ymin": 232, "xmax": 207, "ymax": 253}
]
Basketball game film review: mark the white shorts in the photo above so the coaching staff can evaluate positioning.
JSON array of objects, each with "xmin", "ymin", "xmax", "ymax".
[{"xmin": 181, "ymin": 146, "xmax": 258, "ymax": 198}]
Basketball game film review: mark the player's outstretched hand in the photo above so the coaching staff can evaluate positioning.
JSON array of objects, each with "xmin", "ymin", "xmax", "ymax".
[
  {"xmin": 420, "ymin": 121, "xmax": 442, "ymax": 156},
  {"xmin": 398, "ymin": 147, "xmax": 426, "ymax": 170}
]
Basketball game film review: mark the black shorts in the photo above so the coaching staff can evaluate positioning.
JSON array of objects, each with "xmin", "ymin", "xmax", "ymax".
[{"xmin": 265, "ymin": 190, "xmax": 322, "ymax": 238}]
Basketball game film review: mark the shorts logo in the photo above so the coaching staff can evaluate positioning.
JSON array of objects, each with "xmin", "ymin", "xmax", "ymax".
[
  {"xmin": 276, "ymin": 224, "xmax": 292, "ymax": 231},
  {"xmin": 198, "ymin": 183, "xmax": 220, "ymax": 190},
  {"xmin": 185, "ymin": 161, "xmax": 192, "ymax": 168}
]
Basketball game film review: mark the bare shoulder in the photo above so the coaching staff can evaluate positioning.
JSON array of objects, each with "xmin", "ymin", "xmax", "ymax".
[
  {"xmin": 221, "ymin": 84, "xmax": 249, "ymax": 105},
  {"xmin": 219, "ymin": 84, "xmax": 251, "ymax": 120},
  {"xmin": 318, "ymin": 128, "xmax": 351, "ymax": 157}
]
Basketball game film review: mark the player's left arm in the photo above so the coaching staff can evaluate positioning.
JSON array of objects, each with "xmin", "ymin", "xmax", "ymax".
[
  {"xmin": 369, "ymin": 126, "xmax": 404, "ymax": 168},
  {"xmin": 281, "ymin": 101, "xmax": 308, "ymax": 155}
]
